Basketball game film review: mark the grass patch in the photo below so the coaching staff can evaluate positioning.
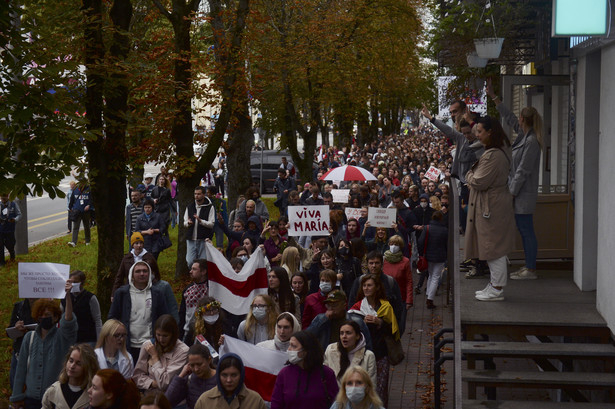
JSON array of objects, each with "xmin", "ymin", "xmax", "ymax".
[{"xmin": 0, "ymin": 197, "xmax": 279, "ymax": 399}]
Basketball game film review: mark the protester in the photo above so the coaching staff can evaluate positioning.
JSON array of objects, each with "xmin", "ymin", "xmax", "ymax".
[
  {"xmin": 270, "ymin": 331, "xmax": 339, "ymax": 409},
  {"xmin": 135, "ymin": 198, "xmax": 167, "ymax": 260},
  {"xmin": 165, "ymin": 343, "xmax": 217, "ymax": 409},
  {"xmin": 8, "ymin": 297, "xmax": 37, "ymax": 389},
  {"xmin": 302, "ymin": 269, "xmax": 337, "ymax": 329},
  {"xmin": 139, "ymin": 392, "xmax": 172, "ymax": 409},
  {"xmin": 467, "ymin": 116, "xmax": 515, "ymax": 301},
  {"xmin": 330, "ymin": 366, "xmax": 383, "ymax": 409},
  {"xmin": 323, "ymin": 320, "xmax": 376, "ymax": 385},
  {"xmin": 348, "ymin": 274, "xmax": 399, "ymax": 407},
  {"xmin": 133, "ymin": 314, "xmax": 189, "ymax": 392},
  {"xmin": 41, "ymin": 344, "xmax": 99, "ymax": 409},
  {"xmin": 185, "ymin": 296, "xmax": 233, "ymax": 351},
  {"xmin": 417, "ymin": 211, "xmax": 448, "ymax": 309},
  {"xmin": 10, "ymin": 282, "xmax": 77, "ymax": 409},
  {"xmin": 62, "ymin": 270, "xmax": 102, "ymax": 345},
  {"xmin": 194, "ymin": 354, "xmax": 266, "ymax": 409},
  {"xmin": 335, "ymin": 239, "xmax": 362, "ymax": 297},
  {"xmin": 178, "ymin": 259, "xmax": 209, "ymax": 341},
  {"xmin": 87, "ymin": 369, "xmax": 140, "ymax": 409},
  {"xmin": 68, "ymin": 180, "xmax": 92, "ymax": 247},
  {"xmin": 94, "ymin": 319, "xmax": 134, "ymax": 379},
  {"xmin": 151, "ymin": 175, "xmax": 172, "ymax": 229},
  {"xmin": 291, "ymin": 272, "xmax": 309, "ymax": 316},
  {"xmin": 184, "ymin": 186, "xmax": 215, "ymax": 269},
  {"xmin": 237, "ymin": 294, "xmax": 278, "ymax": 345},
  {"xmin": 261, "ymin": 221, "xmax": 287, "ymax": 267},
  {"xmin": 280, "ymin": 246, "xmax": 302, "ymax": 278},
  {"xmin": 256, "ymin": 312, "xmax": 301, "ymax": 352},
  {"xmin": 113, "ymin": 233, "xmax": 160, "ymax": 296},
  {"xmin": 383, "ymin": 235, "xmax": 413, "ymax": 309}
]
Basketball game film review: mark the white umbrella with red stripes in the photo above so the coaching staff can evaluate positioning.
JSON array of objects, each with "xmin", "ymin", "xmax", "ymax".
[{"xmin": 319, "ymin": 165, "xmax": 378, "ymax": 181}]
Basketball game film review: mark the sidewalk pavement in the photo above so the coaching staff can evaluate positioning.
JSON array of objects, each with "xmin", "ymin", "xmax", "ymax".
[{"xmin": 387, "ymin": 270, "xmax": 454, "ymax": 409}]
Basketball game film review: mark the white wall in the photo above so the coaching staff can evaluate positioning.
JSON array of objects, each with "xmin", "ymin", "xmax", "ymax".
[{"xmin": 596, "ymin": 43, "xmax": 615, "ymax": 333}]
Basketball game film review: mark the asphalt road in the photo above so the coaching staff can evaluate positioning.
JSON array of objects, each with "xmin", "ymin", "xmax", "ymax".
[{"xmin": 21, "ymin": 164, "xmax": 163, "ymax": 247}]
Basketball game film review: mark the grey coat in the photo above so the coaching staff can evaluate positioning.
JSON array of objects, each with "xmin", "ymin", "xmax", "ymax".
[
  {"xmin": 497, "ymin": 103, "xmax": 541, "ymax": 214},
  {"xmin": 464, "ymin": 147, "xmax": 515, "ymax": 261},
  {"xmin": 432, "ymin": 119, "xmax": 484, "ymax": 184}
]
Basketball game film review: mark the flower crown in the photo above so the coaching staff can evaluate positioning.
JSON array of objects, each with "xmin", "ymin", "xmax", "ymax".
[{"xmin": 197, "ymin": 300, "xmax": 221, "ymax": 316}]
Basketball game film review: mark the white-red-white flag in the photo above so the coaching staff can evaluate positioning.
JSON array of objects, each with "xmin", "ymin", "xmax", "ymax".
[
  {"xmin": 219, "ymin": 336, "xmax": 288, "ymax": 402},
  {"xmin": 205, "ymin": 242, "xmax": 268, "ymax": 315},
  {"xmin": 317, "ymin": 145, "xmax": 324, "ymax": 162}
]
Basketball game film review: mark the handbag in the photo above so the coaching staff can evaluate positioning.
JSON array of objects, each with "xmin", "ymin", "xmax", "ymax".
[
  {"xmin": 417, "ymin": 226, "xmax": 429, "ymax": 272},
  {"xmin": 157, "ymin": 234, "xmax": 172, "ymax": 250},
  {"xmin": 385, "ymin": 333, "xmax": 405, "ymax": 365}
]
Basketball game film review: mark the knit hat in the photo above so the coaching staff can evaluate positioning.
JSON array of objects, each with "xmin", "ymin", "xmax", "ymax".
[{"xmin": 131, "ymin": 232, "xmax": 144, "ymax": 247}]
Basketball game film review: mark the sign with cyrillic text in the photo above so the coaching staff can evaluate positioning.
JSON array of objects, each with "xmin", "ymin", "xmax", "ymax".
[
  {"xmin": 425, "ymin": 166, "xmax": 442, "ymax": 182},
  {"xmin": 344, "ymin": 207, "xmax": 362, "ymax": 221},
  {"xmin": 368, "ymin": 207, "xmax": 397, "ymax": 228},
  {"xmin": 287, "ymin": 206, "xmax": 330, "ymax": 236},
  {"xmin": 19, "ymin": 262, "xmax": 70, "ymax": 299}
]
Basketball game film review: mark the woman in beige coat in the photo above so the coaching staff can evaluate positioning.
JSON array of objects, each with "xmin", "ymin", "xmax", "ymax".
[{"xmin": 465, "ymin": 116, "xmax": 515, "ymax": 301}]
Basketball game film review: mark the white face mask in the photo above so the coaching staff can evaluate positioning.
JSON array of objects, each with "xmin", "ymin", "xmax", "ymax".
[
  {"xmin": 287, "ymin": 350, "xmax": 303, "ymax": 364},
  {"xmin": 346, "ymin": 386, "xmax": 366, "ymax": 403},
  {"xmin": 319, "ymin": 281, "xmax": 332, "ymax": 293},
  {"xmin": 203, "ymin": 314, "xmax": 219, "ymax": 324},
  {"xmin": 389, "ymin": 245, "xmax": 400, "ymax": 254},
  {"xmin": 240, "ymin": 255, "xmax": 249, "ymax": 263},
  {"xmin": 420, "ymin": 201, "xmax": 428, "ymax": 208},
  {"xmin": 252, "ymin": 307, "xmax": 267, "ymax": 321}
]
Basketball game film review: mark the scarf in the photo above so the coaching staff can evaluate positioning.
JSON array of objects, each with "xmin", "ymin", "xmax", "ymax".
[
  {"xmin": 383, "ymin": 250, "xmax": 403, "ymax": 264},
  {"xmin": 350, "ymin": 298, "xmax": 399, "ymax": 341}
]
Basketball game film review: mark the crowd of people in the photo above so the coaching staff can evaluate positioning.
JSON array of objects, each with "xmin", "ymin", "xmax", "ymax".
[{"xmin": 6, "ymin": 79, "xmax": 544, "ymax": 408}]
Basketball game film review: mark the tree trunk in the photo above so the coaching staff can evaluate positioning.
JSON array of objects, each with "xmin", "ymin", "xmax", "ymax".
[
  {"xmin": 83, "ymin": 0, "xmax": 132, "ymax": 315},
  {"xmin": 226, "ymin": 99, "xmax": 254, "ymax": 212}
]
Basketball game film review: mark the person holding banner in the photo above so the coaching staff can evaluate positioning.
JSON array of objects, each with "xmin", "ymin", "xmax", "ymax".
[
  {"xmin": 194, "ymin": 353, "xmax": 266, "ymax": 409},
  {"xmin": 270, "ymin": 331, "xmax": 339, "ymax": 409},
  {"xmin": 10, "ymin": 281, "xmax": 77, "ymax": 409},
  {"xmin": 185, "ymin": 296, "xmax": 233, "ymax": 350},
  {"xmin": 237, "ymin": 295, "xmax": 278, "ymax": 345},
  {"xmin": 257, "ymin": 312, "xmax": 301, "ymax": 352}
]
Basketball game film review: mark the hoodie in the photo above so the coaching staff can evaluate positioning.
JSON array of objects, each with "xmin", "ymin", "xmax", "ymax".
[
  {"xmin": 128, "ymin": 262, "xmax": 153, "ymax": 348},
  {"xmin": 217, "ymin": 353, "xmax": 246, "ymax": 404}
]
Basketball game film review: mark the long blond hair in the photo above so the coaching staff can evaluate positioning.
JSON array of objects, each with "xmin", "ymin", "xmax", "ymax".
[
  {"xmin": 58, "ymin": 344, "xmax": 100, "ymax": 389},
  {"xmin": 244, "ymin": 294, "xmax": 278, "ymax": 340},
  {"xmin": 280, "ymin": 246, "xmax": 300, "ymax": 277},
  {"xmin": 520, "ymin": 106, "xmax": 544, "ymax": 148},
  {"xmin": 334, "ymin": 365, "xmax": 382, "ymax": 407},
  {"xmin": 96, "ymin": 319, "xmax": 130, "ymax": 360}
]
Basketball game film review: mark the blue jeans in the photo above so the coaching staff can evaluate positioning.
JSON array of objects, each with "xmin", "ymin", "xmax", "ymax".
[
  {"xmin": 186, "ymin": 239, "xmax": 207, "ymax": 269},
  {"xmin": 515, "ymin": 214, "xmax": 537, "ymax": 270},
  {"xmin": 213, "ymin": 223, "xmax": 224, "ymax": 248}
]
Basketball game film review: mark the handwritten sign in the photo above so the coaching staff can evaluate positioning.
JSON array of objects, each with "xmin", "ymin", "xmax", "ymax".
[
  {"xmin": 425, "ymin": 166, "xmax": 442, "ymax": 182},
  {"xmin": 344, "ymin": 207, "xmax": 362, "ymax": 221},
  {"xmin": 19, "ymin": 262, "xmax": 70, "ymax": 299},
  {"xmin": 331, "ymin": 189, "xmax": 350, "ymax": 203},
  {"xmin": 288, "ymin": 205, "xmax": 330, "ymax": 236},
  {"xmin": 368, "ymin": 207, "xmax": 397, "ymax": 228}
]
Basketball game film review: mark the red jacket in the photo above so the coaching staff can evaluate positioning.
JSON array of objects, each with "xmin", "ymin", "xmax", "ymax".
[
  {"xmin": 383, "ymin": 257, "xmax": 413, "ymax": 305},
  {"xmin": 301, "ymin": 292, "xmax": 327, "ymax": 329}
]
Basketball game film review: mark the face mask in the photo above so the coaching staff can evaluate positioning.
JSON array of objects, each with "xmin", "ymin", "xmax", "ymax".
[
  {"xmin": 411, "ymin": 170, "xmax": 416, "ymax": 174},
  {"xmin": 39, "ymin": 316, "xmax": 54, "ymax": 330},
  {"xmin": 338, "ymin": 247, "xmax": 349, "ymax": 257},
  {"xmin": 319, "ymin": 281, "xmax": 332, "ymax": 293},
  {"xmin": 239, "ymin": 255, "xmax": 248, "ymax": 263},
  {"xmin": 346, "ymin": 386, "xmax": 366, "ymax": 403},
  {"xmin": 420, "ymin": 202, "xmax": 428, "ymax": 208},
  {"xmin": 204, "ymin": 314, "xmax": 219, "ymax": 324},
  {"xmin": 389, "ymin": 245, "xmax": 400, "ymax": 254},
  {"xmin": 402, "ymin": 171, "xmax": 408, "ymax": 176},
  {"xmin": 252, "ymin": 307, "xmax": 267, "ymax": 321},
  {"xmin": 287, "ymin": 350, "xmax": 303, "ymax": 364}
]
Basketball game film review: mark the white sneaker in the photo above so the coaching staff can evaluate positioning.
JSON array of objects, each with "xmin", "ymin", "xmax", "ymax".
[
  {"xmin": 68, "ymin": 242, "xmax": 76, "ymax": 247},
  {"xmin": 510, "ymin": 266, "xmax": 527, "ymax": 278},
  {"xmin": 510, "ymin": 268, "xmax": 537, "ymax": 280},
  {"xmin": 475, "ymin": 285, "xmax": 504, "ymax": 301},
  {"xmin": 475, "ymin": 283, "xmax": 492, "ymax": 295}
]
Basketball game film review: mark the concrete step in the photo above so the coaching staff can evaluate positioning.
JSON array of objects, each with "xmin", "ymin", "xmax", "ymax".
[
  {"xmin": 463, "ymin": 400, "xmax": 615, "ymax": 408},
  {"xmin": 462, "ymin": 341, "xmax": 615, "ymax": 360},
  {"xmin": 463, "ymin": 369, "xmax": 615, "ymax": 390}
]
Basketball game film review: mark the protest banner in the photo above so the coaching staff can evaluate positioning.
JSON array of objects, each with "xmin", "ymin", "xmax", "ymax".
[
  {"xmin": 425, "ymin": 165, "xmax": 442, "ymax": 182},
  {"xmin": 287, "ymin": 205, "xmax": 330, "ymax": 236},
  {"xmin": 368, "ymin": 207, "xmax": 397, "ymax": 228},
  {"xmin": 19, "ymin": 262, "xmax": 70, "ymax": 299},
  {"xmin": 344, "ymin": 207, "xmax": 362, "ymax": 221},
  {"xmin": 331, "ymin": 189, "xmax": 350, "ymax": 203}
]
